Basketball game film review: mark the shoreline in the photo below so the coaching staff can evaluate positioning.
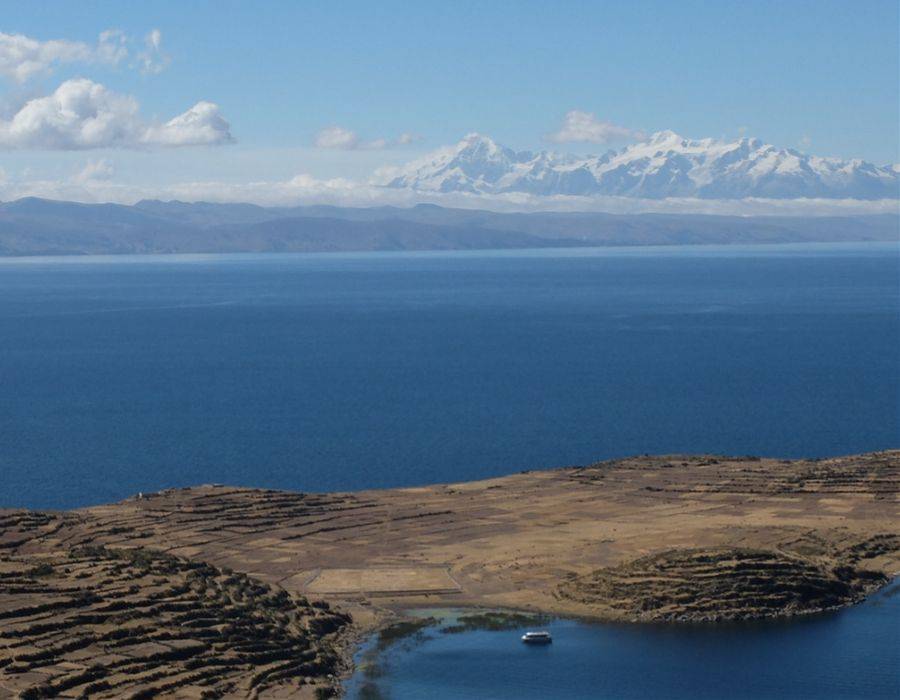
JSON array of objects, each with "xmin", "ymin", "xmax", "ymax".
[
  {"xmin": 341, "ymin": 581, "xmax": 900, "ymax": 698},
  {"xmin": 343, "ymin": 569, "xmax": 899, "ymax": 667}
]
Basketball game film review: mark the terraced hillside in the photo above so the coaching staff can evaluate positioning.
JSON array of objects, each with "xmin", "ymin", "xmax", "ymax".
[
  {"xmin": 1, "ymin": 451, "xmax": 898, "ymax": 697},
  {"xmin": 0, "ymin": 518, "xmax": 350, "ymax": 699},
  {"xmin": 558, "ymin": 546, "xmax": 889, "ymax": 622}
]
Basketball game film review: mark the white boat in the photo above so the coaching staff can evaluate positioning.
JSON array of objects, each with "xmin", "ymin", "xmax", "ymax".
[{"xmin": 521, "ymin": 631, "xmax": 552, "ymax": 644}]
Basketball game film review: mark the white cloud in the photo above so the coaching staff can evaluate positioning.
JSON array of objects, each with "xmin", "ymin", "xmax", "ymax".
[
  {"xmin": 314, "ymin": 126, "xmax": 360, "ymax": 150},
  {"xmin": 0, "ymin": 79, "xmax": 140, "ymax": 149},
  {"xmin": 142, "ymin": 100, "xmax": 233, "ymax": 147},
  {"xmin": 798, "ymin": 135, "xmax": 812, "ymax": 150},
  {"xmin": 136, "ymin": 29, "xmax": 170, "ymax": 75},
  {"xmin": 0, "ymin": 30, "xmax": 128, "ymax": 83},
  {"xmin": 96, "ymin": 30, "xmax": 129, "ymax": 67},
  {"xmin": 0, "ymin": 78, "xmax": 233, "ymax": 150},
  {"xmin": 546, "ymin": 110, "xmax": 641, "ymax": 144},
  {"xmin": 314, "ymin": 126, "xmax": 422, "ymax": 150},
  {"xmin": 73, "ymin": 158, "xmax": 114, "ymax": 183}
]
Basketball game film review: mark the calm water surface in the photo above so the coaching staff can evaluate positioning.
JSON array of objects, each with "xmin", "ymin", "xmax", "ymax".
[
  {"xmin": 347, "ymin": 583, "xmax": 900, "ymax": 699},
  {"xmin": 1, "ymin": 242, "xmax": 897, "ymax": 509}
]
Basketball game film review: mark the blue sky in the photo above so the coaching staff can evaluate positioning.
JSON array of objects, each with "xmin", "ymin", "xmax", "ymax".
[{"xmin": 0, "ymin": 0, "xmax": 898, "ymax": 207}]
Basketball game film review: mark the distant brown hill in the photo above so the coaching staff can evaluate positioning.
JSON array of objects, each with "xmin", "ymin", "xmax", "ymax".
[{"xmin": 0, "ymin": 197, "xmax": 896, "ymax": 256}]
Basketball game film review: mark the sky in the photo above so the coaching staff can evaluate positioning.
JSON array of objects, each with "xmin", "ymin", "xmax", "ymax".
[{"xmin": 0, "ymin": 0, "xmax": 898, "ymax": 210}]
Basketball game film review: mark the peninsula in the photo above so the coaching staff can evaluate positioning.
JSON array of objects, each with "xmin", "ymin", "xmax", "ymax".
[{"xmin": 2, "ymin": 451, "xmax": 897, "ymax": 698}]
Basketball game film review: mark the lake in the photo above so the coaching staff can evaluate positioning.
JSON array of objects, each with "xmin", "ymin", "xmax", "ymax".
[
  {"xmin": 0, "ymin": 242, "xmax": 897, "ymax": 510},
  {"xmin": 345, "ymin": 581, "xmax": 900, "ymax": 699}
]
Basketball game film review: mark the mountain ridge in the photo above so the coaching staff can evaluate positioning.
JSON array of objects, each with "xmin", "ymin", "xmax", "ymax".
[
  {"xmin": 381, "ymin": 131, "xmax": 900, "ymax": 200},
  {"xmin": 0, "ymin": 197, "xmax": 896, "ymax": 256}
]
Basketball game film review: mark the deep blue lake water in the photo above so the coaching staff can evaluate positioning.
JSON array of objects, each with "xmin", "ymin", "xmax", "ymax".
[
  {"xmin": 1, "ymin": 242, "xmax": 897, "ymax": 510},
  {"xmin": 346, "ymin": 582, "xmax": 900, "ymax": 699}
]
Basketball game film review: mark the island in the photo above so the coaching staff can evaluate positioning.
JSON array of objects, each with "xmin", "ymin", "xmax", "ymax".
[{"xmin": 2, "ymin": 451, "xmax": 897, "ymax": 698}]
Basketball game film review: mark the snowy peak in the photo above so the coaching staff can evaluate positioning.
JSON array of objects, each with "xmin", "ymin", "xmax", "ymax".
[
  {"xmin": 383, "ymin": 133, "xmax": 527, "ymax": 194},
  {"xmin": 647, "ymin": 129, "xmax": 684, "ymax": 146},
  {"xmin": 454, "ymin": 132, "xmax": 512, "ymax": 157},
  {"xmin": 384, "ymin": 132, "xmax": 899, "ymax": 200}
]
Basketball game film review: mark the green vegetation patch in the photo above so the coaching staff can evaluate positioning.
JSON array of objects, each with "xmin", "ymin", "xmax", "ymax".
[
  {"xmin": 440, "ymin": 610, "xmax": 550, "ymax": 634},
  {"xmin": 376, "ymin": 617, "xmax": 438, "ymax": 650}
]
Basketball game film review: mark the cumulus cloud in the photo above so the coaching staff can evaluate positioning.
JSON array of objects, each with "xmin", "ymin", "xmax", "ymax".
[
  {"xmin": 314, "ymin": 126, "xmax": 422, "ymax": 150},
  {"xmin": 0, "ymin": 30, "xmax": 128, "ymax": 83},
  {"xmin": 547, "ymin": 110, "xmax": 642, "ymax": 144},
  {"xmin": 0, "ymin": 78, "xmax": 233, "ymax": 150},
  {"xmin": 0, "ymin": 79, "xmax": 141, "ymax": 149},
  {"xmin": 136, "ymin": 29, "xmax": 170, "ymax": 75},
  {"xmin": 142, "ymin": 100, "xmax": 233, "ymax": 146}
]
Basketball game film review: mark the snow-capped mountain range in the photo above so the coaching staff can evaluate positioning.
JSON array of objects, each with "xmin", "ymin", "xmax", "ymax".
[{"xmin": 381, "ymin": 131, "xmax": 899, "ymax": 200}]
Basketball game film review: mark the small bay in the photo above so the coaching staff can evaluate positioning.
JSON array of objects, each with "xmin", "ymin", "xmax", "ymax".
[{"xmin": 347, "ymin": 582, "xmax": 900, "ymax": 699}]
